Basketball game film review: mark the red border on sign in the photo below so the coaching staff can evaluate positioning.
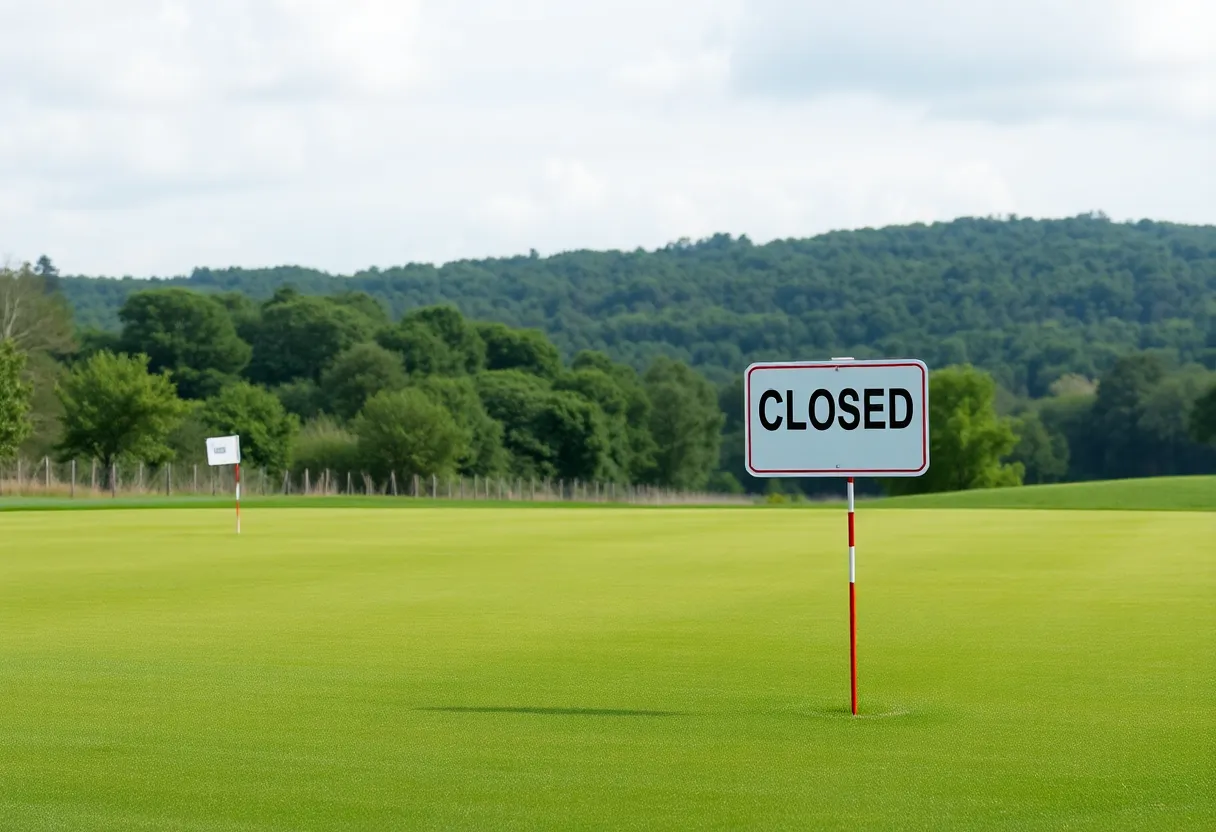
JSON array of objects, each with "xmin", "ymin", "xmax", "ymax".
[{"xmin": 745, "ymin": 361, "xmax": 928, "ymax": 475}]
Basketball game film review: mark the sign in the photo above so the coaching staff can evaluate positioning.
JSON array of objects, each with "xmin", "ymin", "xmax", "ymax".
[
  {"xmin": 205, "ymin": 435, "xmax": 241, "ymax": 467},
  {"xmin": 744, "ymin": 359, "xmax": 929, "ymax": 478}
]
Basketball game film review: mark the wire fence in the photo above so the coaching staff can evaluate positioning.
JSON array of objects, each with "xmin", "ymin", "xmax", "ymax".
[{"xmin": 0, "ymin": 457, "xmax": 752, "ymax": 506}]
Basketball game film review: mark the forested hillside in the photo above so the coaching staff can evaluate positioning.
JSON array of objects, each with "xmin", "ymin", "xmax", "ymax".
[{"xmin": 61, "ymin": 214, "xmax": 1216, "ymax": 395}]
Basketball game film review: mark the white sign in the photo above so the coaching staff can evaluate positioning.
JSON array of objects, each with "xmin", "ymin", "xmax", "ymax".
[
  {"xmin": 745, "ymin": 359, "xmax": 929, "ymax": 478},
  {"xmin": 205, "ymin": 435, "xmax": 241, "ymax": 467}
]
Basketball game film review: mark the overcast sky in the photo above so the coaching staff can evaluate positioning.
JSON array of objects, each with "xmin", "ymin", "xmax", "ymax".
[{"xmin": 1, "ymin": 0, "xmax": 1213, "ymax": 276}]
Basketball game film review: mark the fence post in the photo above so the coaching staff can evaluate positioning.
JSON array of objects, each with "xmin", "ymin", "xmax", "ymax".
[
  {"xmin": 414, "ymin": 474, "xmax": 420, "ymax": 498},
  {"xmin": 261, "ymin": 468, "xmax": 266, "ymax": 496},
  {"xmin": 282, "ymin": 470, "xmax": 291, "ymax": 495},
  {"xmin": 92, "ymin": 459, "xmax": 97, "ymax": 493},
  {"xmin": 473, "ymin": 474, "xmax": 479, "ymax": 500},
  {"xmin": 111, "ymin": 463, "xmax": 118, "ymax": 498},
  {"xmin": 138, "ymin": 462, "xmax": 144, "ymax": 492},
  {"xmin": 16, "ymin": 458, "xmax": 21, "ymax": 493},
  {"xmin": 166, "ymin": 463, "xmax": 171, "ymax": 496},
  {"xmin": 305, "ymin": 469, "xmax": 311, "ymax": 495},
  {"xmin": 432, "ymin": 474, "xmax": 437, "ymax": 498},
  {"xmin": 193, "ymin": 464, "xmax": 198, "ymax": 494},
  {"xmin": 391, "ymin": 471, "xmax": 398, "ymax": 497},
  {"xmin": 211, "ymin": 467, "xmax": 216, "ymax": 496},
  {"xmin": 71, "ymin": 460, "xmax": 76, "ymax": 499}
]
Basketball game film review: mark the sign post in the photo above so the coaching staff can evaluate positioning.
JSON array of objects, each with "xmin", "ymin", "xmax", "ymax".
[
  {"xmin": 744, "ymin": 358, "xmax": 929, "ymax": 715},
  {"xmin": 205, "ymin": 435, "xmax": 242, "ymax": 534}
]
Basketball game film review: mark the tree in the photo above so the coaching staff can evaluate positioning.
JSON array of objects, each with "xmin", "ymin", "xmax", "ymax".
[
  {"xmin": 377, "ymin": 319, "xmax": 459, "ymax": 376},
  {"xmin": 475, "ymin": 370, "xmax": 612, "ymax": 481},
  {"xmin": 478, "ymin": 322, "xmax": 561, "ymax": 378},
  {"xmin": 201, "ymin": 382, "xmax": 299, "ymax": 473},
  {"xmin": 34, "ymin": 255, "xmax": 60, "ymax": 293},
  {"xmin": 1192, "ymin": 384, "xmax": 1216, "ymax": 446},
  {"xmin": 118, "ymin": 288, "xmax": 252, "ymax": 399},
  {"xmin": 414, "ymin": 375, "xmax": 508, "ymax": 476},
  {"xmin": 55, "ymin": 351, "xmax": 188, "ymax": 479},
  {"xmin": 1090, "ymin": 353, "xmax": 1168, "ymax": 479},
  {"xmin": 643, "ymin": 357, "xmax": 723, "ymax": 489},
  {"xmin": 0, "ymin": 340, "xmax": 33, "ymax": 459},
  {"xmin": 378, "ymin": 305, "xmax": 486, "ymax": 377},
  {"xmin": 245, "ymin": 294, "xmax": 376, "ymax": 385},
  {"xmin": 319, "ymin": 343, "xmax": 407, "ymax": 421},
  {"xmin": 353, "ymin": 389, "xmax": 468, "ymax": 481},
  {"xmin": 1009, "ymin": 411, "xmax": 1069, "ymax": 484},
  {"xmin": 884, "ymin": 365, "xmax": 1022, "ymax": 495},
  {"xmin": 407, "ymin": 306, "xmax": 485, "ymax": 374},
  {"xmin": 0, "ymin": 262, "xmax": 75, "ymax": 354}
]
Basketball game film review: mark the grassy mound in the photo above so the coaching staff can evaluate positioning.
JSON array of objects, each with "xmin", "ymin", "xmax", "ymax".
[{"xmin": 867, "ymin": 475, "xmax": 1216, "ymax": 512}]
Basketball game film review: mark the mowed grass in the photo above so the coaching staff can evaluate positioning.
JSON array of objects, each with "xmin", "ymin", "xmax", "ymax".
[
  {"xmin": 871, "ymin": 475, "xmax": 1216, "ymax": 512},
  {"xmin": 0, "ymin": 508, "xmax": 1213, "ymax": 830}
]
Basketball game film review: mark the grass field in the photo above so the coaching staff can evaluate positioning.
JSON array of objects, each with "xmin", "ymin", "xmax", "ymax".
[
  {"xmin": 1, "ymin": 506, "xmax": 1213, "ymax": 830},
  {"xmin": 871, "ymin": 475, "xmax": 1216, "ymax": 512},
  {"xmin": 2, "ymin": 474, "xmax": 1213, "ymax": 514}
]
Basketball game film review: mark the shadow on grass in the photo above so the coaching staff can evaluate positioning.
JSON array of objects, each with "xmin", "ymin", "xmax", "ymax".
[{"xmin": 416, "ymin": 706, "xmax": 683, "ymax": 718}]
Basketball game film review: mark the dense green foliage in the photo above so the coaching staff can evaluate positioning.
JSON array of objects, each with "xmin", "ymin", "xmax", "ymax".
[
  {"xmin": 118, "ymin": 288, "xmax": 252, "ymax": 399},
  {"xmin": 8, "ymin": 215, "xmax": 1216, "ymax": 494},
  {"xmin": 884, "ymin": 365, "xmax": 1022, "ymax": 495},
  {"xmin": 55, "ymin": 352, "xmax": 189, "ymax": 477},
  {"xmin": 1192, "ymin": 384, "xmax": 1216, "ymax": 446},
  {"xmin": 60, "ymin": 216, "xmax": 1216, "ymax": 394},
  {"xmin": 0, "ymin": 340, "xmax": 34, "ymax": 459},
  {"xmin": 199, "ymin": 382, "xmax": 299, "ymax": 473}
]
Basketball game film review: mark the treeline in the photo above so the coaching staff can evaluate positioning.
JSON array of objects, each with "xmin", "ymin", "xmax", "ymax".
[
  {"xmin": 2, "ymin": 265, "xmax": 725, "ymax": 493},
  {"xmin": 5, "ymin": 223, "xmax": 1216, "ymax": 500},
  {"xmin": 60, "ymin": 215, "xmax": 1216, "ymax": 395}
]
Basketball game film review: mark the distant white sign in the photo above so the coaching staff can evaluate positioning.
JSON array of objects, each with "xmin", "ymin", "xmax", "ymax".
[
  {"xmin": 745, "ymin": 359, "xmax": 929, "ymax": 478},
  {"xmin": 205, "ymin": 435, "xmax": 241, "ymax": 467}
]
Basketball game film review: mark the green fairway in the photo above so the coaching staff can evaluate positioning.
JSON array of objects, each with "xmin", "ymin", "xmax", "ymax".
[{"xmin": 1, "ymin": 508, "xmax": 1213, "ymax": 830}]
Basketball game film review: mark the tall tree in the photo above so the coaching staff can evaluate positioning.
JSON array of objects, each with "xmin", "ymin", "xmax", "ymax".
[
  {"xmin": 246, "ymin": 294, "xmax": 376, "ymax": 385},
  {"xmin": 475, "ymin": 370, "xmax": 611, "ymax": 481},
  {"xmin": 318, "ymin": 343, "xmax": 407, "ymax": 421},
  {"xmin": 33, "ymin": 255, "xmax": 60, "ymax": 293},
  {"xmin": 0, "ymin": 340, "xmax": 33, "ymax": 460},
  {"xmin": 478, "ymin": 322, "xmax": 561, "ymax": 378},
  {"xmin": 414, "ymin": 375, "xmax": 508, "ymax": 476},
  {"xmin": 1009, "ymin": 411, "xmax": 1069, "ymax": 484},
  {"xmin": 0, "ymin": 263, "xmax": 75, "ymax": 354},
  {"xmin": 353, "ymin": 389, "xmax": 468, "ymax": 482},
  {"xmin": 884, "ymin": 365, "xmax": 1022, "ymax": 495},
  {"xmin": 643, "ymin": 357, "xmax": 723, "ymax": 489},
  {"xmin": 118, "ymin": 288, "xmax": 252, "ymax": 399},
  {"xmin": 1192, "ymin": 384, "xmax": 1216, "ymax": 446},
  {"xmin": 201, "ymin": 382, "xmax": 299, "ymax": 473},
  {"xmin": 55, "ymin": 352, "xmax": 188, "ymax": 479}
]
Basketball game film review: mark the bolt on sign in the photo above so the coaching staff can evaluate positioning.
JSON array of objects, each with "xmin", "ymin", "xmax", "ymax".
[{"xmin": 743, "ymin": 358, "xmax": 930, "ymax": 716}]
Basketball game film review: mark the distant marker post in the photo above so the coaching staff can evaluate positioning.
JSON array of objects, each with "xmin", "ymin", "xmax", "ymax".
[
  {"xmin": 743, "ymin": 355, "xmax": 930, "ymax": 716},
  {"xmin": 235, "ymin": 462, "xmax": 241, "ymax": 535},
  {"xmin": 205, "ymin": 435, "xmax": 242, "ymax": 535}
]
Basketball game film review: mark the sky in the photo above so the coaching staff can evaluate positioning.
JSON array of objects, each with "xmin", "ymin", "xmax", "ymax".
[{"xmin": 1, "ymin": 0, "xmax": 1213, "ymax": 276}]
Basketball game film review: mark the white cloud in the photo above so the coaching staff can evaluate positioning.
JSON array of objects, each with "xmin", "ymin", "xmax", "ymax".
[
  {"xmin": 732, "ymin": 0, "xmax": 1216, "ymax": 124},
  {"xmin": 0, "ymin": 0, "xmax": 1211, "ymax": 277}
]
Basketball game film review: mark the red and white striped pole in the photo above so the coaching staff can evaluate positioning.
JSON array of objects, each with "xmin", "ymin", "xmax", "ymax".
[
  {"xmin": 848, "ymin": 476, "xmax": 857, "ymax": 716},
  {"xmin": 235, "ymin": 463, "xmax": 241, "ymax": 535}
]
